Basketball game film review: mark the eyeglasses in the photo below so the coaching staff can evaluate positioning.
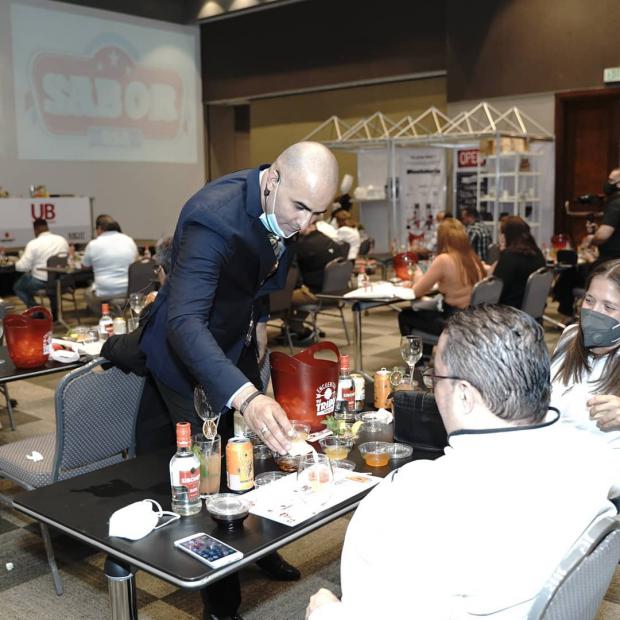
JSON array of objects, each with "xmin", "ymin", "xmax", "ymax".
[{"xmin": 422, "ymin": 367, "xmax": 465, "ymax": 390}]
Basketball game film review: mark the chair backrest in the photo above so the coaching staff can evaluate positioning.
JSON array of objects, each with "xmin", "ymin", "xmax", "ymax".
[
  {"xmin": 127, "ymin": 258, "xmax": 158, "ymax": 295},
  {"xmin": 487, "ymin": 243, "xmax": 501, "ymax": 264},
  {"xmin": 527, "ymin": 515, "xmax": 620, "ymax": 620},
  {"xmin": 269, "ymin": 265, "xmax": 299, "ymax": 314},
  {"xmin": 557, "ymin": 249, "xmax": 578, "ymax": 266},
  {"xmin": 521, "ymin": 267, "xmax": 554, "ymax": 319},
  {"xmin": 322, "ymin": 257, "xmax": 354, "ymax": 294},
  {"xmin": 470, "ymin": 276, "xmax": 503, "ymax": 306},
  {"xmin": 46, "ymin": 253, "xmax": 69, "ymax": 283},
  {"xmin": 53, "ymin": 358, "xmax": 145, "ymax": 481},
  {"xmin": 358, "ymin": 238, "xmax": 373, "ymax": 257}
]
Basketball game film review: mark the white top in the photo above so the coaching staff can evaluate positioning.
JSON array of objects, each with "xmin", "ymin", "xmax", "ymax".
[
  {"xmin": 551, "ymin": 324, "xmax": 620, "ymax": 488},
  {"xmin": 316, "ymin": 220, "xmax": 339, "ymax": 240},
  {"xmin": 15, "ymin": 231, "xmax": 69, "ymax": 280},
  {"xmin": 82, "ymin": 231, "xmax": 138, "ymax": 298},
  {"xmin": 336, "ymin": 226, "xmax": 361, "ymax": 260},
  {"xmin": 309, "ymin": 416, "xmax": 617, "ymax": 620}
]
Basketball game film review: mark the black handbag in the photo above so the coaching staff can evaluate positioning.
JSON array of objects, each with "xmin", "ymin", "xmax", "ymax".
[{"xmin": 392, "ymin": 389, "xmax": 448, "ymax": 452}]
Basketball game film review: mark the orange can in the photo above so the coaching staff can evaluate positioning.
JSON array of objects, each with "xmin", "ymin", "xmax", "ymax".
[
  {"xmin": 374, "ymin": 368, "xmax": 391, "ymax": 410},
  {"xmin": 226, "ymin": 437, "xmax": 254, "ymax": 492}
]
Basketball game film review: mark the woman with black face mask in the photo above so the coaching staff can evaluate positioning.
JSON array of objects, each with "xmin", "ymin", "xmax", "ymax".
[{"xmin": 551, "ymin": 260, "xmax": 620, "ymax": 488}]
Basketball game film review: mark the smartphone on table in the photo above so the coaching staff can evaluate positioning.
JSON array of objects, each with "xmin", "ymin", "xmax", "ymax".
[{"xmin": 174, "ymin": 532, "xmax": 243, "ymax": 569}]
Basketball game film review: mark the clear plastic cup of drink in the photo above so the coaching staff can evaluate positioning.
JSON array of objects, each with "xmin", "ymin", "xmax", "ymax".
[{"xmin": 192, "ymin": 434, "xmax": 221, "ymax": 498}]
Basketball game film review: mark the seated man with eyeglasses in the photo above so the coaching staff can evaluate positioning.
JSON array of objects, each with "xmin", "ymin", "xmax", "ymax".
[{"xmin": 306, "ymin": 305, "xmax": 618, "ymax": 620}]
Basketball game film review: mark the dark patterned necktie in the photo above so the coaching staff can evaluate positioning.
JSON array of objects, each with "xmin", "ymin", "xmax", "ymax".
[{"xmin": 266, "ymin": 232, "xmax": 281, "ymax": 276}]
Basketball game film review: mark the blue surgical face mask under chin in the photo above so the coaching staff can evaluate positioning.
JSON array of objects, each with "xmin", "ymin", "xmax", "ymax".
[
  {"xmin": 260, "ymin": 179, "xmax": 297, "ymax": 239},
  {"xmin": 580, "ymin": 308, "xmax": 620, "ymax": 349}
]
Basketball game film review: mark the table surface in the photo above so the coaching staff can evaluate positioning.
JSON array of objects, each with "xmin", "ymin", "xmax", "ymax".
[
  {"xmin": 0, "ymin": 347, "xmax": 88, "ymax": 383},
  {"xmin": 14, "ymin": 445, "xmax": 435, "ymax": 589}
]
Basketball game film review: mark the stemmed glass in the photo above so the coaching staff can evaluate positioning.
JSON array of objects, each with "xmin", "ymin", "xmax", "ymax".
[
  {"xmin": 400, "ymin": 335, "xmax": 422, "ymax": 385},
  {"xmin": 129, "ymin": 293, "xmax": 145, "ymax": 320},
  {"xmin": 194, "ymin": 385, "xmax": 220, "ymax": 440}
]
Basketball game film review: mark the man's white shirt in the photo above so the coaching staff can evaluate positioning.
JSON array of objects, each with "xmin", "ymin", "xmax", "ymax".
[{"xmin": 15, "ymin": 231, "xmax": 69, "ymax": 280}]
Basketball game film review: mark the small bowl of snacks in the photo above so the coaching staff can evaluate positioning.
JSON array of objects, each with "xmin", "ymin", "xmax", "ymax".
[
  {"xmin": 274, "ymin": 453, "xmax": 302, "ymax": 473},
  {"xmin": 358, "ymin": 441, "xmax": 392, "ymax": 467},
  {"xmin": 206, "ymin": 493, "xmax": 249, "ymax": 530},
  {"xmin": 319, "ymin": 436, "xmax": 353, "ymax": 461}
]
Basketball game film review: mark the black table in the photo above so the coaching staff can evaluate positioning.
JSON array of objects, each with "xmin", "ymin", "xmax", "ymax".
[
  {"xmin": 0, "ymin": 347, "xmax": 88, "ymax": 430},
  {"xmin": 13, "ymin": 445, "xmax": 432, "ymax": 618}
]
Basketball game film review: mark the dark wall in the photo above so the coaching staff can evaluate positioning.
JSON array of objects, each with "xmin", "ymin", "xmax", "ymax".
[
  {"xmin": 446, "ymin": 0, "xmax": 620, "ymax": 101},
  {"xmin": 200, "ymin": 0, "xmax": 446, "ymax": 102}
]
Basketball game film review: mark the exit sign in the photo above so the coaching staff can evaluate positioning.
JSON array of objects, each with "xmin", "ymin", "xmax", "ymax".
[{"xmin": 604, "ymin": 67, "xmax": 620, "ymax": 83}]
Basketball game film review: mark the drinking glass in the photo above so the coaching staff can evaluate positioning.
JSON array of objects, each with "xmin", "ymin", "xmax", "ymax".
[
  {"xmin": 194, "ymin": 385, "xmax": 219, "ymax": 439},
  {"xmin": 192, "ymin": 434, "xmax": 221, "ymax": 498},
  {"xmin": 400, "ymin": 335, "xmax": 422, "ymax": 385},
  {"xmin": 296, "ymin": 454, "xmax": 334, "ymax": 508},
  {"xmin": 129, "ymin": 293, "xmax": 145, "ymax": 320}
]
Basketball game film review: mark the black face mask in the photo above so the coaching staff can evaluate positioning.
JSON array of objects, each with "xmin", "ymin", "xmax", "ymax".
[
  {"xmin": 603, "ymin": 181, "xmax": 618, "ymax": 196},
  {"xmin": 580, "ymin": 308, "xmax": 620, "ymax": 348}
]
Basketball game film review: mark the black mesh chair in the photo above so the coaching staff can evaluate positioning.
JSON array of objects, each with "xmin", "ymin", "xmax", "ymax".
[
  {"xmin": 298, "ymin": 257, "xmax": 353, "ymax": 345},
  {"xmin": 36, "ymin": 253, "xmax": 80, "ymax": 323},
  {"xmin": 404, "ymin": 276, "xmax": 504, "ymax": 348},
  {"xmin": 521, "ymin": 267, "xmax": 554, "ymax": 321},
  {"xmin": 127, "ymin": 258, "xmax": 158, "ymax": 296},
  {"xmin": 0, "ymin": 359, "xmax": 144, "ymax": 595}
]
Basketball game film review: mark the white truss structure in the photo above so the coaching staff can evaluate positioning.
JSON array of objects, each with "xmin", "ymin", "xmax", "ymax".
[{"xmin": 302, "ymin": 102, "xmax": 553, "ymax": 149}]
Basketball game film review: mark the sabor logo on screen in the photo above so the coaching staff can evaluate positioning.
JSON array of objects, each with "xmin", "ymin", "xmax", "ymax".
[{"xmin": 31, "ymin": 45, "xmax": 183, "ymax": 141}]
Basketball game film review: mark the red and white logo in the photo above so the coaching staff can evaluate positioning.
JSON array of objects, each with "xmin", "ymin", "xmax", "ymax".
[
  {"xmin": 315, "ymin": 382, "xmax": 337, "ymax": 417},
  {"xmin": 30, "ymin": 45, "xmax": 183, "ymax": 139}
]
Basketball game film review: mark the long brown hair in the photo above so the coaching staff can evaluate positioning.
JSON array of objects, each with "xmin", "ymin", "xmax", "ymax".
[
  {"xmin": 501, "ymin": 216, "xmax": 541, "ymax": 257},
  {"xmin": 437, "ymin": 219, "xmax": 485, "ymax": 287},
  {"xmin": 552, "ymin": 259, "xmax": 620, "ymax": 396}
]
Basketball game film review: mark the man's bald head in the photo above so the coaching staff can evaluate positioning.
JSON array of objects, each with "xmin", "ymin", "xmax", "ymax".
[
  {"xmin": 262, "ymin": 141, "xmax": 339, "ymax": 238},
  {"xmin": 275, "ymin": 141, "xmax": 339, "ymax": 204}
]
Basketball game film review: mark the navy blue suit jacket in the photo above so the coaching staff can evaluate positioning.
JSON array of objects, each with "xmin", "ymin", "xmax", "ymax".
[{"xmin": 140, "ymin": 166, "xmax": 291, "ymax": 411}]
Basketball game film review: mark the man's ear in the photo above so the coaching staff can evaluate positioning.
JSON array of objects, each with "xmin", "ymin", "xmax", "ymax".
[{"xmin": 458, "ymin": 381, "xmax": 476, "ymax": 415}]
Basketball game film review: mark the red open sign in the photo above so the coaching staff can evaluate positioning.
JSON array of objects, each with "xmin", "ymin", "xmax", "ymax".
[{"xmin": 458, "ymin": 149, "xmax": 483, "ymax": 168}]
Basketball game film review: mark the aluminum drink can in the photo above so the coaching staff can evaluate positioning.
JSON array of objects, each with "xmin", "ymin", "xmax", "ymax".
[
  {"xmin": 226, "ymin": 437, "xmax": 254, "ymax": 492},
  {"xmin": 350, "ymin": 372, "xmax": 365, "ymax": 411},
  {"xmin": 374, "ymin": 368, "xmax": 391, "ymax": 410},
  {"xmin": 113, "ymin": 317, "xmax": 127, "ymax": 335}
]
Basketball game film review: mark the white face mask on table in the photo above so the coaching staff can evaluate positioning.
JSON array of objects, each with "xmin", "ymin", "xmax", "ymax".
[{"xmin": 108, "ymin": 499, "xmax": 180, "ymax": 541}]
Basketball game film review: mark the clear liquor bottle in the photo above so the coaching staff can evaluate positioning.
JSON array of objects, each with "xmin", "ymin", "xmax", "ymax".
[
  {"xmin": 334, "ymin": 354, "xmax": 355, "ymax": 421},
  {"xmin": 169, "ymin": 422, "xmax": 202, "ymax": 516},
  {"xmin": 98, "ymin": 303, "xmax": 114, "ymax": 341}
]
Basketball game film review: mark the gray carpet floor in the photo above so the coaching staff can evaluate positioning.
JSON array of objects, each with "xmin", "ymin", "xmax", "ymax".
[{"xmin": 1, "ymin": 290, "xmax": 619, "ymax": 618}]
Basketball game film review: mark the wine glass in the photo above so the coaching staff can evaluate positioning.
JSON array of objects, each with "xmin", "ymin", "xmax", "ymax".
[
  {"xmin": 194, "ymin": 385, "xmax": 219, "ymax": 439},
  {"xmin": 296, "ymin": 454, "xmax": 334, "ymax": 509},
  {"xmin": 400, "ymin": 335, "xmax": 422, "ymax": 385},
  {"xmin": 129, "ymin": 293, "xmax": 145, "ymax": 319}
]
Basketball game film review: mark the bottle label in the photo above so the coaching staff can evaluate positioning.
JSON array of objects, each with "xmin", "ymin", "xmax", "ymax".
[{"xmin": 179, "ymin": 468, "xmax": 200, "ymax": 501}]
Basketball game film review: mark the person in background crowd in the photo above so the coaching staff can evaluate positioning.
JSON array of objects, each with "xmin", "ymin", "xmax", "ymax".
[
  {"xmin": 285, "ymin": 222, "xmax": 349, "ymax": 344},
  {"xmin": 584, "ymin": 167, "xmax": 620, "ymax": 264},
  {"xmin": 398, "ymin": 219, "xmax": 485, "ymax": 355},
  {"xmin": 306, "ymin": 305, "xmax": 617, "ymax": 619},
  {"xmin": 551, "ymin": 259, "xmax": 620, "ymax": 495},
  {"xmin": 13, "ymin": 218, "xmax": 68, "ymax": 320},
  {"xmin": 460, "ymin": 206, "xmax": 492, "ymax": 262},
  {"xmin": 488, "ymin": 216, "xmax": 545, "ymax": 308},
  {"xmin": 82, "ymin": 214, "xmax": 138, "ymax": 314},
  {"xmin": 334, "ymin": 209, "xmax": 361, "ymax": 260},
  {"xmin": 139, "ymin": 141, "xmax": 339, "ymax": 620}
]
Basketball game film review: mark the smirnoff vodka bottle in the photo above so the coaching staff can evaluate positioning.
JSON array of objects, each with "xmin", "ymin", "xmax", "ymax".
[{"xmin": 169, "ymin": 422, "xmax": 202, "ymax": 516}]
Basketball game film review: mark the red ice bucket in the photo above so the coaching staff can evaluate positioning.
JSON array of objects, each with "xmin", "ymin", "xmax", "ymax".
[
  {"xmin": 270, "ymin": 342, "xmax": 340, "ymax": 432},
  {"xmin": 4, "ymin": 306, "xmax": 53, "ymax": 369}
]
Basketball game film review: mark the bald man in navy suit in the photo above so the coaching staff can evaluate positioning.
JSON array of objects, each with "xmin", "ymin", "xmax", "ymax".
[{"xmin": 140, "ymin": 142, "xmax": 339, "ymax": 620}]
